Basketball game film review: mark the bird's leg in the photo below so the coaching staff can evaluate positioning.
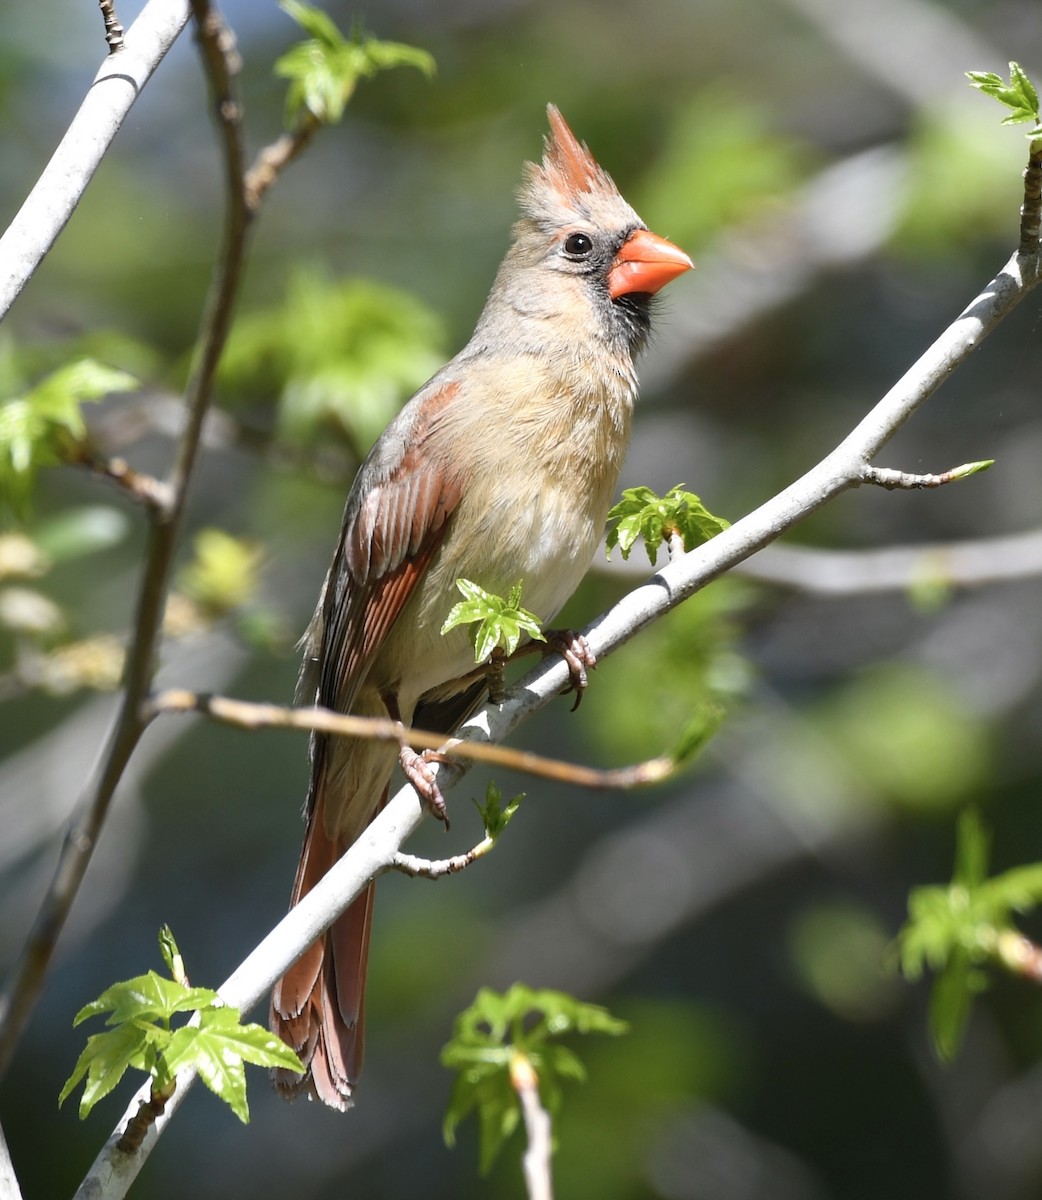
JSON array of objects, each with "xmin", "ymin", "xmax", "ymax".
[
  {"xmin": 486, "ymin": 645, "xmax": 508, "ymax": 705},
  {"xmin": 382, "ymin": 691, "xmax": 451, "ymax": 830},
  {"xmin": 510, "ymin": 629, "xmax": 597, "ymax": 711}
]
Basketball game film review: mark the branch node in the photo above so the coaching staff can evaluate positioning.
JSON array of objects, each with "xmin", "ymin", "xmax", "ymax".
[{"xmin": 115, "ymin": 1078, "xmax": 175, "ymax": 1154}]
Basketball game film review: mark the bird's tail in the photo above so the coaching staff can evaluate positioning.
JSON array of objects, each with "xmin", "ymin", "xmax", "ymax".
[{"xmin": 270, "ymin": 794, "xmax": 379, "ymax": 1110}]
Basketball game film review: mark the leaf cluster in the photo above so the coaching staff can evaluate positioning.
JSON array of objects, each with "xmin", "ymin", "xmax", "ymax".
[
  {"xmin": 967, "ymin": 62, "xmax": 1042, "ymax": 137},
  {"xmin": 897, "ymin": 810, "xmax": 1042, "ymax": 1059},
  {"xmin": 59, "ymin": 928, "xmax": 303, "ymax": 1123},
  {"xmin": 441, "ymin": 984, "xmax": 627, "ymax": 1175},
  {"xmin": 0, "ymin": 359, "xmax": 137, "ymax": 517},
  {"xmin": 606, "ymin": 484, "xmax": 729, "ymax": 566},
  {"xmin": 441, "ymin": 578, "xmax": 546, "ymax": 664},
  {"xmin": 218, "ymin": 268, "xmax": 445, "ymax": 457},
  {"xmin": 276, "ymin": 0, "xmax": 434, "ymax": 126},
  {"xmin": 473, "ymin": 780, "xmax": 523, "ymax": 843}
]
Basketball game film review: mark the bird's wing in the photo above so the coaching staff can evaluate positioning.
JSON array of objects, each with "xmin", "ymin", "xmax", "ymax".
[{"xmin": 315, "ymin": 377, "xmax": 464, "ymax": 721}]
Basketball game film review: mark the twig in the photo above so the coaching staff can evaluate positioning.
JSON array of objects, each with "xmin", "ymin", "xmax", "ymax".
[
  {"xmin": 244, "ymin": 113, "xmax": 322, "ymax": 212},
  {"xmin": 391, "ymin": 844, "xmax": 491, "ymax": 879},
  {"xmin": 0, "ymin": 0, "xmax": 192, "ymax": 321},
  {"xmin": 147, "ymin": 689, "xmax": 683, "ymax": 790},
  {"xmin": 860, "ymin": 461, "xmax": 992, "ymax": 490},
  {"xmin": 1021, "ymin": 139, "xmax": 1042, "ymax": 256},
  {"xmin": 98, "ymin": 0, "xmax": 125, "ymax": 53},
  {"xmin": 115, "ymin": 1079, "xmax": 175, "ymax": 1154},
  {"xmin": 65, "ymin": 446, "xmax": 173, "ymax": 511},
  {"xmin": 512, "ymin": 1052, "xmax": 554, "ymax": 1200},
  {"xmin": 0, "ymin": 0, "xmax": 249, "ymax": 1085},
  {"xmin": 997, "ymin": 930, "xmax": 1042, "ymax": 984}
]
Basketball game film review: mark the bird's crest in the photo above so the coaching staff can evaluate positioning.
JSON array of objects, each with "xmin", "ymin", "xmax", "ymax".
[{"xmin": 519, "ymin": 104, "xmax": 628, "ymax": 226}]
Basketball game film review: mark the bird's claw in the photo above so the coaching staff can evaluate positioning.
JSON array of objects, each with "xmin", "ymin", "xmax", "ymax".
[
  {"xmin": 543, "ymin": 629, "xmax": 597, "ymax": 711},
  {"xmin": 399, "ymin": 745, "xmax": 451, "ymax": 830}
]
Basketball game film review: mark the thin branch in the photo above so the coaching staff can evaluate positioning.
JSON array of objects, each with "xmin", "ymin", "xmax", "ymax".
[
  {"xmin": 98, "ymin": 0, "xmax": 126, "ymax": 54},
  {"xmin": 147, "ymin": 689, "xmax": 683, "ymax": 790},
  {"xmin": 860, "ymin": 460, "xmax": 993, "ymax": 490},
  {"xmin": 244, "ymin": 113, "xmax": 322, "ymax": 212},
  {"xmin": 1021, "ymin": 139, "xmax": 1042, "ymax": 256},
  {"xmin": 0, "ymin": 0, "xmax": 249, "ymax": 1084},
  {"xmin": 391, "ymin": 844, "xmax": 492, "ymax": 879},
  {"xmin": 512, "ymin": 1053, "xmax": 554, "ymax": 1200},
  {"xmin": 0, "ymin": 0, "xmax": 192, "ymax": 320},
  {"xmin": 65, "ymin": 447, "xmax": 173, "ymax": 511}
]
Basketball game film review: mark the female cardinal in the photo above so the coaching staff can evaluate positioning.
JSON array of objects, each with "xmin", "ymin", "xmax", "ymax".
[{"xmin": 270, "ymin": 105, "xmax": 692, "ymax": 1109}]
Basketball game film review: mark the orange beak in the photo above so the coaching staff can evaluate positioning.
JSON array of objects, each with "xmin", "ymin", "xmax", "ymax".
[{"xmin": 607, "ymin": 228, "xmax": 693, "ymax": 299}]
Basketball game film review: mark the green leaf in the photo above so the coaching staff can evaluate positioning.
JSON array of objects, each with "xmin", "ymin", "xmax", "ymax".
[
  {"xmin": 158, "ymin": 925, "xmax": 188, "ymax": 987},
  {"xmin": 59, "ymin": 1023, "xmax": 155, "ymax": 1119},
  {"xmin": 0, "ymin": 359, "xmax": 137, "ymax": 516},
  {"xmin": 473, "ymin": 781, "xmax": 523, "ymax": 841},
  {"xmin": 276, "ymin": 3, "xmax": 434, "ymax": 126},
  {"xmin": 606, "ymin": 484, "xmax": 728, "ymax": 565},
  {"xmin": 441, "ymin": 983, "xmax": 627, "ymax": 1173},
  {"xmin": 953, "ymin": 808, "xmax": 989, "ymax": 890},
  {"xmin": 218, "ymin": 269, "xmax": 445, "ymax": 455},
  {"xmin": 279, "ymin": 0, "xmax": 341, "ymax": 44},
  {"xmin": 62, "ymin": 927, "xmax": 302, "ymax": 1125},
  {"xmin": 948, "ymin": 459, "xmax": 995, "ymax": 481},
  {"xmin": 928, "ymin": 951, "xmax": 987, "ymax": 1062},
  {"xmin": 72, "ymin": 972, "xmax": 220, "ymax": 1028},
  {"xmin": 441, "ymin": 578, "xmax": 546, "ymax": 664},
  {"xmin": 897, "ymin": 807, "xmax": 1042, "ymax": 1061},
  {"xmin": 164, "ymin": 1007, "xmax": 304, "ymax": 1124},
  {"xmin": 672, "ymin": 703, "xmax": 727, "ymax": 768},
  {"xmin": 967, "ymin": 62, "xmax": 1042, "ymax": 134}
]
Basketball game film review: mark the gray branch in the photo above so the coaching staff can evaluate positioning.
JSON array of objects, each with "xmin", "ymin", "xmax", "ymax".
[{"xmin": 0, "ymin": 0, "xmax": 191, "ymax": 322}]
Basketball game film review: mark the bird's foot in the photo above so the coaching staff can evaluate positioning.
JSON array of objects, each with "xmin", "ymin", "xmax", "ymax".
[
  {"xmin": 543, "ymin": 628, "xmax": 596, "ymax": 711},
  {"xmin": 399, "ymin": 745, "xmax": 451, "ymax": 830}
]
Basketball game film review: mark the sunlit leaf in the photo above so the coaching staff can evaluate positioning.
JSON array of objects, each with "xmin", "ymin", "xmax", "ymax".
[
  {"xmin": 442, "ymin": 983, "xmax": 627, "ymax": 1173},
  {"xmin": 276, "ymin": 2, "xmax": 434, "ymax": 125},
  {"xmin": 606, "ymin": 484, "xmax": 728, "ymax": 565},
  {"xmin": 441, "ymin": 578, "xmax": 545, "ymax": 664}
]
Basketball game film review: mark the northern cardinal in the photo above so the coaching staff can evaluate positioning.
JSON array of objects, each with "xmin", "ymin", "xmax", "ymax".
[{"xmin": 271, "ymin": 105, "xmax": 692, "ymax": 1109}]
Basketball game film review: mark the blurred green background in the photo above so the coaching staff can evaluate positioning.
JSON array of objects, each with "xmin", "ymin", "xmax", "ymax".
[{"xmin": 3, "ymin": 0, "xmax": 1042, "ymax": 1197}]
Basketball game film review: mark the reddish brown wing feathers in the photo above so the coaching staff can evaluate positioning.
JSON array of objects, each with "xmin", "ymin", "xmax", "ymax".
[
  {"xmin": 272, "ymin": 379, "xmax": 465, "ymax": 1108},
  {"xmin": 317, "ymin": 380, "xmax": 463, "ymax": 721}
]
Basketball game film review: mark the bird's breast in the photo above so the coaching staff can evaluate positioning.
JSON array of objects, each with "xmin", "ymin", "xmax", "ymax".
[{"xmin": 373, "ymin": 368, "xmax": 635, "ymax": 705}]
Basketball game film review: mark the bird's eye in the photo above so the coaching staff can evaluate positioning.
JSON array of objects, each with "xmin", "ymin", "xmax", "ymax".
[{"xmin": 563, "ymin": 232, "xmax": 594, "ymax": 257}]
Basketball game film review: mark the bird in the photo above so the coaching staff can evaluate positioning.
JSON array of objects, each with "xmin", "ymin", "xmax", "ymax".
[{"xmin": 270, "ymin": 104, "xmax": 693, "ymax": 1109}]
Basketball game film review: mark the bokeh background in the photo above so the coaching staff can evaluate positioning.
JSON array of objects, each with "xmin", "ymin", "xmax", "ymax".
[{"xmin": 3, "ymin": 0, "xmax": 1042, "ymax": 1197}]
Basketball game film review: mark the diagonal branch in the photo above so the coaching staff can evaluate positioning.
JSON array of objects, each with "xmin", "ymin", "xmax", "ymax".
[{"xmin": 0, "ymin": 0, "xmax": 192, "ymax": 321}]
